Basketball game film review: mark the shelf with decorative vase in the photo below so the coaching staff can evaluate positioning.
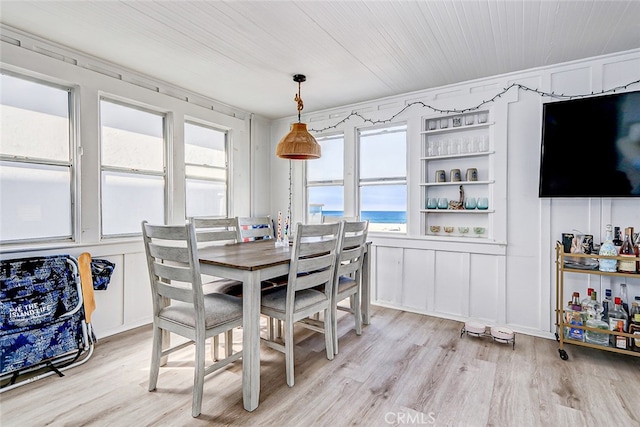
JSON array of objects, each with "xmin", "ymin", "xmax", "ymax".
[{"xmin": 420, "ymin": 110, "xmax": 496, "ymax": 241}]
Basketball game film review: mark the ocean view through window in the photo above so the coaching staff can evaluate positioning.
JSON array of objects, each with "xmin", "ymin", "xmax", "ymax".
[
  {"xmin": 306, "ymin": 133, "xmax": 344, "ymax": 223},
  {"xmin": 358, "ymin": 124, "xmax": 407, "ymax": 233}
]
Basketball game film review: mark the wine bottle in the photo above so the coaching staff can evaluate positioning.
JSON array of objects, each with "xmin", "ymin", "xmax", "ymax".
[
  {"xmin": 634, "ymin": 232, "xmax": 640, "ymax": 273},
  {"xmin": 613, "ymin": 226, "xmax": 623, "ymax": 252},
  {"xmin": 619, "ymin": 227, "xmax": 637, "ymax": 273},
  {"xmin": 629, "ymin": 300, "xmax": 640, "ymax": 352}
]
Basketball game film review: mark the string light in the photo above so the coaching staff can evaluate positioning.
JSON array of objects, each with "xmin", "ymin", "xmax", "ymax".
[
  {"xmin": 309, "ymin": 79, "xmax": 640, "ymax": 133},
  {"xmin": 288, "ymin": 160, "xmax": 292, "ymax": 225}
]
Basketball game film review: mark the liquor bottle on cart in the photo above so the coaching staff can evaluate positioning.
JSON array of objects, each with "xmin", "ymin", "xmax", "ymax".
[
  {"xmin": 620, "ymin": 283, "xmax": 629, "ymax": 316},
  {"xmin": 565, "ymin": 292, "xmax": 584, "ymax": 341},
  {"xmin": 585, "ymin": 291, "xmax": 609, "ymax": 347},
  {"xmin": 634, "ymin": 232, "xmax": 640, "ymax": 272},
  {"xmin": 613, "ymin": 226, "xmax": 623, "ymax": 252},
  {"xmin": 598, "ymin": 224, "xmax": 618, "ymax": 272},
  {"xmin": 581, "ymin": 288, "xmax": 594, "ymax": 313},
  {"xmin": 602, "ymin": 289, "xmax": 613, "ymax": 321},
  {"xmin": 629, "ymin": 300, "xmax": 640, "ymax": 352},
  {"xmin": 608, "ymin": 297, "xmax": 628, "ymax": 349},
  {"xmin": 619, "ymin": 227, "xmax": 637, "ymax": 273}
]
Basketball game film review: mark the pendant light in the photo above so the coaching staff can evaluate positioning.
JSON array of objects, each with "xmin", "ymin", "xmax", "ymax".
[{"xmin": 276, "ymin": 74, "xmax": 321, "ymax": 159}]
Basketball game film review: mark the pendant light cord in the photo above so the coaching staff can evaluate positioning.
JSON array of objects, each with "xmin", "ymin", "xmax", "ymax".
[{"xmin": 295, "ymin": 80, "xmax": 303, "ymax": 123}]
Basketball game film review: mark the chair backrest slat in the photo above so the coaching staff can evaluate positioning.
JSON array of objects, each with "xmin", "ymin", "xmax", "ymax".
[
  {"xmin": 153, "ymin": 261, "xmax": 194, "ymax": 283},
  {"xmin": 145, "ymin": 224, "xmax": 188, "ymax": 240},
  {"xmin": 297, "ymin": 239, "xmax": 335, "ymax": 257},
  {"xmin": 156, "ymin": 280, "xmax": 193, "ymax": 303},
  {"xmin": 297, "ymin": 253, "xmax": 335, "ymax": 274},
  {"xmin": 237, "ymin": 216, "xmax": 274, "ymax": 241},
  {"xmin": 295, "ymin": 268, "xmax": 334, "ymax": 291},
  {"xmin": 148, "ymin": 243, "xmax": 192, "ymax": 264}
]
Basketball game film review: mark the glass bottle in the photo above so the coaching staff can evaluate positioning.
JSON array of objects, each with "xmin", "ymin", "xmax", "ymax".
[
  {"xmin": 620, "ymin": 283, "xmax": 629, "ymax": 316},
  {"xmin": 618, "ymin": 227, "xmax": 637, "ymax": 273},
  {"xmin": 598, "ymin": 224, "xmax": 618, "ymax": 272},
  {"xmin": 565, "ymin": 292, "xmax": 584, "ymax": 341},
  {"xmin": 585, "ymin": 291, "xmax": 600, "ymax": 320},
  {"xmin": 613, "ymin": 226, "xmax": 623, "ymax": 252},
  {"xmin": 634, "ymin": 232, "xmax": 640, "ymax": 272},
  {"xmin": 581, "ymin": 288, "xmax": 594, "ymax": 314},
  {"xmin": 602, "ymin": 289, "xmax": 612, "ymax": 322},
  {"xmin": 608, "ymin": 297, "xmax": 628, "ymax": 349},
  {"xmin": 585, "ymin": 291, "xmax": 609, "ymax": 347},
  {"xmin": 629, "ymin": 301, "xmax": 640, "ymax": 352}
]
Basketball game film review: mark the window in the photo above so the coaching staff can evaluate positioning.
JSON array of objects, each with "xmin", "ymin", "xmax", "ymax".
[
  {"xmin": 184, "ymin": 122, "xmax": 228, "ymax": 218},
  {"xmin": 0, "ymin": 73, "xmax": 73, "ymax": 243},
  {"xmin": 305, "ymin": 134, "xmax": 344, "ymax": 223},
  {"xmin": 358, "ymin": 125, "xmax": 407, "ymax": 233},
  {"xmin": 100, "ymin": 99, "xmax": 165, "ymax": 236}
]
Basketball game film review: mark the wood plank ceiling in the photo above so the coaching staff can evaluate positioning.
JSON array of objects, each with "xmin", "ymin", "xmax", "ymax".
[{"xmin": 1, "ymin": 1, "xmax": 639, "ymax": 119}]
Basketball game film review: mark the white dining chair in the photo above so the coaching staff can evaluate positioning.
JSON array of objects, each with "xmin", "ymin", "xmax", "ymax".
[
  {"xmin": 236, "ymin": 216, "xmax": 274, "ymax": 242},
  {"xmin": 260, "ymin": 222, "xmax": 343, "ymax": 387},
  {"xmin": 190, "ymin": 216, "xmax": 243, "ymax": 360},
  {"xmin": 237, "ymin": 215, "xmax": 290, "ymax": 339},
  {"xmin": 331, "ymin": 220, "xmax": 369, "ymax": 355},
  {"xmin": 142, "ymin": 220, "xmax": 243, "ymax": 418}
]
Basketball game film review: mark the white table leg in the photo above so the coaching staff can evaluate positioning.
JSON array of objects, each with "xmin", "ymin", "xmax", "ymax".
[
  {"xmin": 362, "ymin": 242, "xmax": 371, "ymax": 325},
  {"xmin": 242, "ymin": 271, "xmax": 260, "ymax": 411}
]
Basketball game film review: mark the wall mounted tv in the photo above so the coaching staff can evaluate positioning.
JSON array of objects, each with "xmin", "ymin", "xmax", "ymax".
[{"xmin": 538, "ymin": 90, "xmax": 640, "ymax": 197}]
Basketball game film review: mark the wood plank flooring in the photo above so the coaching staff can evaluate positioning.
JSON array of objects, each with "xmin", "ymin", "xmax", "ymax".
[{"xmin": 2, "ymin": 306, "xmax": 639, "ymax": 426}]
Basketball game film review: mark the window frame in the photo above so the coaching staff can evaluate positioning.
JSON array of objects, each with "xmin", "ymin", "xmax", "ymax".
[
  {"xmin": 357, "ymin": 123, "xmax": 408, "ymax": 233},
  {"xmin": 183, "ymin": 119, "xmax": 230, "ymax": 219},
  {"xmin": 0, "ymin": 71, "xmax": 77, "ymax": 244},
  {"xmin": 99, "ymin": 97, "xmax": 167, "ymax": 238},
  {"xmin": 304, "ymin": 132, "xmax": 345, "ymax": 223}
]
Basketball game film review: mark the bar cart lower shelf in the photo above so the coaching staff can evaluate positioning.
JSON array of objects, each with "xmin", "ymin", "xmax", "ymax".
[{"xmin": 554, "ymin": 242, "xmax": 640, "ymax": 360}]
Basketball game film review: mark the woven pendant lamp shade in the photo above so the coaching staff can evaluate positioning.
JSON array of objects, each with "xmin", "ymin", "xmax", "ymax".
[{"xmin": 276, "ymin": 122, "xmax": 321, "ymax": 159}]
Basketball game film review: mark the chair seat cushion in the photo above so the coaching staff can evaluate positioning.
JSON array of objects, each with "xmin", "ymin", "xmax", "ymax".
[
  {"xmin": 202, "ymin": 278, "xmax": 243, "ymax": 296},
  {"xmin": 337, "ymin": 275, "xmax": 358, "ymax": 294},
  {"xmin": 159, "ymin": 293, "xmax": 243, "ymax": 329},
  {"xmin": 261, "ymin": 288, "xmax": 327, "ymax": 313}
]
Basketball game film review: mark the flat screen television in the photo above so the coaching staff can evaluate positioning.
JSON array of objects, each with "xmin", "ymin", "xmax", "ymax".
[{"xmin": 538, "ymin": 90, "xmax": 640, "ymax": 197}]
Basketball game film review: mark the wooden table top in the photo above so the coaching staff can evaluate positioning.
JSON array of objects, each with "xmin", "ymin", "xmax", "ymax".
[{"xmin": 198, "ymin": 239, "xmax": 292, "ymax": 271}]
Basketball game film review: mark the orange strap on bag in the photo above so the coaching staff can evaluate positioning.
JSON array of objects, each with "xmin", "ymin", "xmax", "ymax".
[{"xmin": 78, "ymin": 252, "xmax": 96, "ymax": 323}]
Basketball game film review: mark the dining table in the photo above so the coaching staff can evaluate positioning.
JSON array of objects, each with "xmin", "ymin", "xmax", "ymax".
[{"xmin": 198, "ymin": 238, "xmax": 371, "ymax": 411}]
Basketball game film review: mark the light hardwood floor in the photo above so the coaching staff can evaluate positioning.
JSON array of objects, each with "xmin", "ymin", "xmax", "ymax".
[{"xmin": 2, "ymin": 306, "xmax": 639, "ymax": 426}]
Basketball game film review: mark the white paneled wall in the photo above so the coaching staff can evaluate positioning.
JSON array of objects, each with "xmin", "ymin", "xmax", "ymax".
[{"xmin": 272, "ymin": 48, "xmax": 640, "ymax": 339}]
